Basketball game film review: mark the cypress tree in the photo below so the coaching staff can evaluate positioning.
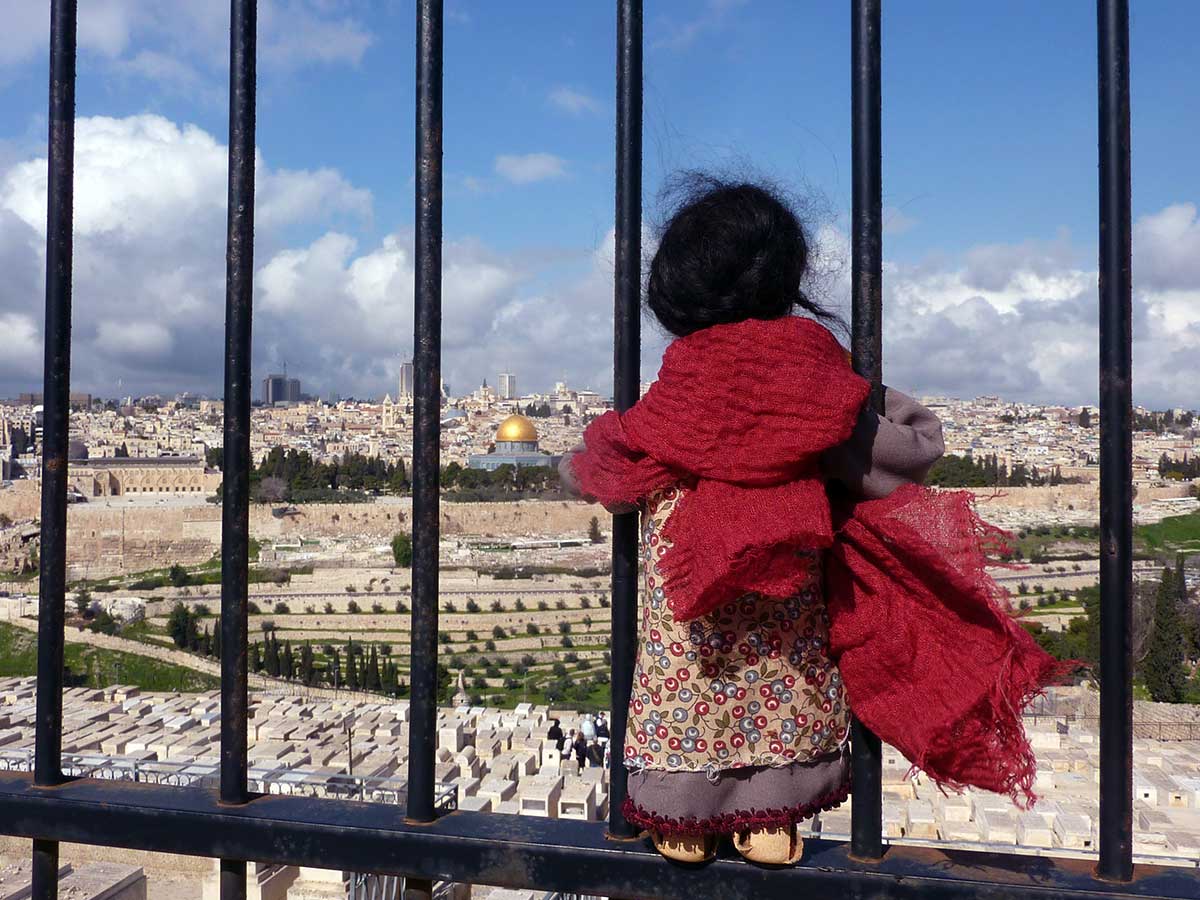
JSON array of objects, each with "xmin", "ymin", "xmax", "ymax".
[
  {"xmin": 347, "ymin": 641, "xmax": 360, "ymax": 690},
  {"xmin": 1143, "ymin": 564, "xmax": 1186, "ymax": 702},
  {"xmin": 212, "ymin": 622, "xmax": 221, "ymax": 661},
  {"xmin": 250, "ymin": 641, "xmax": 262, "ymax": 672},
  {"xmin": 300, "ymin": 642, "xmax": 314, "ymax": 685},
  {"xmin": 265, "ymin": 635, "xmax": 280, "ymax": 677},
  {"xmin": 329, "ymin": 647, "xmax": 341, "ymax": 687},
  {"xmin": 283, "ymin": 641, "xmax": 295, "ymax": 680},
  {"xmin": 366, "ymin": 646, "xmax": 381, "ymax": 691}
]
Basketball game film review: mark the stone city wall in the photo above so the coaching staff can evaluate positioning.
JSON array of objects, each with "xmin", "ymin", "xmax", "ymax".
[
  {"xmin": 1076, "ymin": 689, "xmax": 1200, "ymax": 741},
  {"xmin": 0, "ymin": 488, "xmax": 602, "ymax": 578},
  {"xmin": 2, "ymin": 481, "xmax": 1191, "ymax": 580},
  {"xmin": 971, "ymin": 482, "xmax": 1189, "ymax": 513}
]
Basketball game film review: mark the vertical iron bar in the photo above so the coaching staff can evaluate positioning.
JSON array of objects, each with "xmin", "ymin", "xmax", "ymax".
[
  {"xmin": 607, "ymin": 0, "xmax": 643, "ymax": 840},
  {"xmin": 219, "ymin": 859, "xmax": 246, "ymax": 900},
  {"xmin": 34, "ymin": 0, "xmax": 77, "ymax": 793},
  {"xmin": 405, "ymin": 0, "xmax": 443, "ymax": 831},
  {"xmin": 31, "ymin": 839, "xmax": 59, "ymax": 900},
  {"xmin": 1096, "ymin": 0, "xmax": 1132, "ymax": 882},
  {"xmin": 32, "ymin": 6, "xmax": 76, "ymax": 897},
  {"xmin": 220, "ymin": 1, "xmax": 257, "ymax": 897},
  {"xmin": 849, "ymin": 0, "xmax": 884, "ymax": 863},
  {"xmin": 220, "ymin": 0, "xmax": 257, "ymax": 810}
]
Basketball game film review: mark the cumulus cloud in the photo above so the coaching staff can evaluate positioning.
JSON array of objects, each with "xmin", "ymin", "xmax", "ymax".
[
  {"xmin": 0, "ymin": 114, "xmax": 373, "ymax": 398},
  {"xmin": 869, "ymin": 230, "xmax": 1198, "ymax": 409},
  {"xmin": 1, "ymin": 0, "xmax": 371, "ymax": 76},
  {"xmin": 493, "ymin": 153, "xmax": 568, "ymax": 185},
  {"xmin": 548, "ymin": 87, "xmax": 603, "ymax": 116},
  {"xmin": 1, "ymin": 112, "xmax": 1198, "ymax": 409},
  {"xmin": 1133, "ymin": 203, "xmax": 1200, "ymax": 292},
  {"xmin": 0, "ymin": 113, "xmax": 627, "ymax": 401}
]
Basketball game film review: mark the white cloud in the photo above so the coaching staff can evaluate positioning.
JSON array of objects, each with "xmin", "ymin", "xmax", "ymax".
[
  {"xmin": 0, "ymin": 114, "xmax": 374, "ymax": 397},
  {"xmin": 548, "ymin": 87, "xmax": 603, "ymax": 116},
  {"xmin": 652, "ymin": 0, "xmax": 750, "ymax": 51},
  {"xmin": 96, "ymin": 320, "xmax": 173, "ymax": 360},
  {"xmin": 258, "ymin": 2, "xmax": 373, "ymax": 68},
  {"xmin": 0, "ymin": 313, "xmax": 42, "ymax": 382},
  {"xmin": 1, "ymin": 115, "xmax": 370, "ymax": 242},
  {"xmin": 0, "ymin": 0, "xmax": 371, "ymax": 75},
  {"xmin": 882, "ymin": 206, "xmax": 918, "ymax": 236},
  {"xmin": 493, "ymin": 153, "xmax": 568, "ymax": 185},
  {"xmin": 1132, "ymin": 202, "xmax": 1200, "ymax": 292},
  {"xmin": 1, "ymin": 113, "xmax": 1199, "ymax": 409}
]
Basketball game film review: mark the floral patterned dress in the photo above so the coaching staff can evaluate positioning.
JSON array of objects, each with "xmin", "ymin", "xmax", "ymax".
[
  {"xmin": 621, "ymin": 485, "xmax": 851, "ymax": 835},
  {"xmin": 620, "ymin": 389, "xmax": 945, "ymax": 837}
]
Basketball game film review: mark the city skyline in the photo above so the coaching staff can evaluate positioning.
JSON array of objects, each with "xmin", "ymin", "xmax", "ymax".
[{"xmin": 3, "ymin": 373, "xmax": 1200, "ymax": 416}]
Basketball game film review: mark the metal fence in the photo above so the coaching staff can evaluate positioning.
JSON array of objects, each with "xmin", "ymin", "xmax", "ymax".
[{"xmin": 1, "ymin": 1, "xmax": 1197, "ymax": 898}]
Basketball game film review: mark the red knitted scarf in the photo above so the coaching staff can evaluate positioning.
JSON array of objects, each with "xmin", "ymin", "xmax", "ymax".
[{"xmin": 570, "ymin": 315, "xmax": 1061, "ymax": 806}]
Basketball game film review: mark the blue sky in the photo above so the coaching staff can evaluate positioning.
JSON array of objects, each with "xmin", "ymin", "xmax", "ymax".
[{"xmin": 1, "ymin": 0, "xmax": 1198, "ymax": 406}]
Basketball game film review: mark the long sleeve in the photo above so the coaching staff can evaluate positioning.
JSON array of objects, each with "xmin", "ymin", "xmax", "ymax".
[{"xmin": 821, "ymin": 388, "xmax": 944, "ymax": 500}]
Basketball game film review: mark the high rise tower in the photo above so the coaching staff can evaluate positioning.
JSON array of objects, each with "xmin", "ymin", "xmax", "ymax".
[{"xmin": 398, "ymin": 359, "xmax": 415, "ymax": 400}]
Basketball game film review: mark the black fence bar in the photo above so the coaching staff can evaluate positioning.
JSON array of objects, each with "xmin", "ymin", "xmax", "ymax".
[
  {"xmin": 33, "ymin": 0, "xmax": 77, "ymax": 794},
  {"xmin": 219, "ymin": 2, "xmax": 257, "ymax": 898},
  {"xmin": 1096, "ymin": 0, "xmax": 1133, "ymax": 883},
  {"xmin": 849, "ymin": 0, "xmax": 884, "ymax": 863},
  {"xmin": 5, "ymin": 775, "xmax": 1197, "ymax": 900},
  {"xmin": 607, "ymin": 0, "xmax": 642, "ymax": 841},
  {"xmin": 405, "ymin": 0, "xmax": 444, "ymax": 829},
  {"xmin": 219, "ymin": 0, "xmax": 257, "ymax": 809},
  {"xmin": 32, "ymin": 5, "xmax": 76, "ymax": 897},
  {"xmin": 30, "ymin": 839, "xmax": 58, "ymax": 900}
]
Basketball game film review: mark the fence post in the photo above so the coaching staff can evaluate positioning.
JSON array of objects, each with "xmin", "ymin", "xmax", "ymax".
[
  {"xmin": 607, "ymin": 0, "xmax": 643, "ymax": 841},
  {"xmin": 849, "ymin": 0, "xmax": 884, "ymax": 863},
  {"xmin": 1096, "ymin": 0, "xmax": 1133, "ymax": 883}
]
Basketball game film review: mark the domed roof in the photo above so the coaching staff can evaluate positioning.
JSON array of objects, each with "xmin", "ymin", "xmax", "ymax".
[{"xmin": 496, "ymin": 414, "xmax": 538, "ymax": 443}]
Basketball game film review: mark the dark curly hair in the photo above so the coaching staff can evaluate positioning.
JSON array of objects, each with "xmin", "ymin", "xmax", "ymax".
[{"xmin": 646, "ymin": 174, "xmax": 839, "ymax": 337}]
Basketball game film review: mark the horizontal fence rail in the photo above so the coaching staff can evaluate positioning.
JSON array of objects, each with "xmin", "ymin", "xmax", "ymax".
[
  {"xmin": 2, "ymin": 774, "xmax": 1197, "ymax": 900},
  {"xmin": 4, "ymin": 0, "xmax": 1189, "ymax": 898}
]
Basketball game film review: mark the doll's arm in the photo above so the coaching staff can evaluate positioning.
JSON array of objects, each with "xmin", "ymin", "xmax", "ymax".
[
  {"xmin": 821, "ymin": 387, "xmax": 944, "ymax": 500},
  {"xmin": 559, "ymin": 442, "xmax": 639, "ymax": 514}
]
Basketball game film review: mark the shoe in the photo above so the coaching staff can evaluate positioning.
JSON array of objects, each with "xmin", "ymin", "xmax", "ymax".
[
  {"xmin": 732, "ymin": 825, "xmax": 804, "ymax": 865},
  {"xmin": 651, "ymin": 831, "xmax": 717, "ymax": 863}
]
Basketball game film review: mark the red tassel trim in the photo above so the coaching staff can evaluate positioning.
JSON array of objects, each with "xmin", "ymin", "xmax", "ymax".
[{"xmin": 621, "ymin": 774, "xmax": 851, "ymax": 838}]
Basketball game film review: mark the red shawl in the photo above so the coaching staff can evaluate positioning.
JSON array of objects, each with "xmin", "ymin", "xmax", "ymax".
[{"xmin": 570, "ymin": 315, "xmax": 1060, "ymax": 806}]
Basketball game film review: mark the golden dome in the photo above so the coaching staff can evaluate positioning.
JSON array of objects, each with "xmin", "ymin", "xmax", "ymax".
[{"xmin": 496, "ymin": 414, "xmax": 538, "ymax": 443}]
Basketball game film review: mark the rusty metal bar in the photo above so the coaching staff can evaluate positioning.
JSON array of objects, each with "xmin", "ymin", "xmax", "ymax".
[
  {"xmin": 405, "ymin": 0, "xmax": 444, "ymax": 831},
  {"xmin": 607, "ymin": 0, "xmax": 643, "ymax": 841},
  {"xmin": 849, "ymin": 0, "xmax": 884, "ymax": 863},
  {"xmin": 1096, "ymin": 0, "xmax": 1133, "ymax": 883}
]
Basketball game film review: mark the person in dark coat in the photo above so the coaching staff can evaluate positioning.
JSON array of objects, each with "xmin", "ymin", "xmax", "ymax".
[
  {"xmin": 547, "ymin": 718, "xmax": 565, "ymax": 752},
  {"xmin": 572, "ymin": 732, "xmax": 588, "ymax": 775}
]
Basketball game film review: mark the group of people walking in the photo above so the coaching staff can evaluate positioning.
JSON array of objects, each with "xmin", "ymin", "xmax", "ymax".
[{"xmin": 547, "ymin": 713, "xmax": 609, "ymax": 774}]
